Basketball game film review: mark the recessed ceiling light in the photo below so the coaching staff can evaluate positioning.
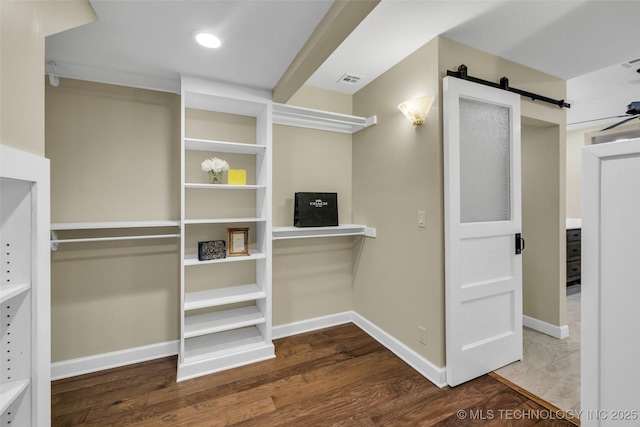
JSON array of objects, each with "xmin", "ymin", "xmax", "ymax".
[{"xmin": 194, "ymin": 32, "xmax": 222, "ymax": 49}]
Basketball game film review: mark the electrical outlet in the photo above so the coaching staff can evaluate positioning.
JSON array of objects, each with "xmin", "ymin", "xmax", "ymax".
[
  {"xmin": 418, "ymin": 211, "xmax": 426, "ymax": 228},
  {"xmin": 418, "ymin": 326, "xmax": 427, "ymax": 345}
]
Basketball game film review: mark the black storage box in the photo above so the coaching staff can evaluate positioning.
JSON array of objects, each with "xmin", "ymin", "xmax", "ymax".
[{"xmin": 294, "ymin": 192, "xmax": 338, "ymax": 227}]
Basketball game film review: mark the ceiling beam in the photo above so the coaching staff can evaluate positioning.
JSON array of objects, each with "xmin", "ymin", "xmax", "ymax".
[
  {"xmin": 272, "ymin": 0, "xmax": 380, "ymax": 104},
  {"xmin": 33, "ymin": 0, "xmax": 98, "ymax": 37}
]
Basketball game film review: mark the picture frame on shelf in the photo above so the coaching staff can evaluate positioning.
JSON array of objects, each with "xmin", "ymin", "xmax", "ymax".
[{"xmin": 227, "ymin": 227, "xmax": 250, "ymax": 256}]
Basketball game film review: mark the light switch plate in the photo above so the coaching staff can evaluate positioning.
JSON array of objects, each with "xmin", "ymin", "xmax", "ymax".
[{"xmin": 418, "ymin": 211, "xmax": 426, "ymax": 228}]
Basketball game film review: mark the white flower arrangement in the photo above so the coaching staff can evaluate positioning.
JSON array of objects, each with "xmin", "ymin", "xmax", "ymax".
[{"xmin": 201, "ymin": 157, "xmax": 230, "ymax": 173}]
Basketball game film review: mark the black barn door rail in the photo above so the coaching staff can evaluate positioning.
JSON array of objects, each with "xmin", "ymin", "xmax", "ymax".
[{"xmin": 447, "ymin": 64, "xmax": 571, "ymax": 109}]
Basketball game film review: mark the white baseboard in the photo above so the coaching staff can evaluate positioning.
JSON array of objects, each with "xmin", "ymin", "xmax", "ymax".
[
  {"xmin": 273, "ymin": 311, "xmax": 446, "ymax": 388},
  {"xmin": 51, "ymin": 340, "xmax": 179, "ymax": 380},
  {"xmin": 523, "ymin": 315, "xmax": 569, "ymax": 339},
  {"xmin": 351, "ymin": 313, "xmax": 447, "ymax": 388},
  {"xmin": 272, "ymin": 311, "xmax": 353, "ymax": 339},
  {"xmin": 51, "ymin": 314, "xmax": 354, "ymax": 381},
  {"xmin": 177, "ymin": 343, "xmax": 275, "ymax": 382},
  {"xmin": 52, "ymin": 312, "xmax": 447, "ymax": 388}
]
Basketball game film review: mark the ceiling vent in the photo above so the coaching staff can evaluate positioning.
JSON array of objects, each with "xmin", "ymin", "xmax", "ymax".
[{"xmin": 337, "ymin": 73, "xmax": 363, "ymax": 84}]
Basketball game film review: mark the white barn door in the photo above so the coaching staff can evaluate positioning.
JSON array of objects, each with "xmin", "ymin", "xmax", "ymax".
[{"xmin": 443, "ymin": 76, "xmax": 523, "ymax": 386}]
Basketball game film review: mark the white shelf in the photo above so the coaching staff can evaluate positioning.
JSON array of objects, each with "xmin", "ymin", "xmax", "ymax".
[
  {"xmin": 50, "ymin": 221, "xmax": 180, "ymax": 249},
  {"xmin": 183, "ymin": 85, "xmax": 269, "ymax": 116},
  {"xmin": 184, "ymin": 251, "xmax": 265, "ymax": 266},
  {"xmin": 184, "ymin": 306, "xmax": 265, "ymax": 339},
  {"xmin": 184, "ymin": 217, "xmax": 265, "ymax": 225},
  {"xmin": 183, "ymin": 326, "xmax": 267, "ymax": 365},
  {"xmin": 185, "ymin": 138, "xmax": 265, "ymax": 155},
  {"xmin": 273, "ymin": 103, "xmax": 377, "ymax": 134},
  {"xmin": 51, "ymin": 220, "xmax": 180, "ymax": 230},
  {"xmin": 272, "ymin": 224, "xmax": 376, "ymax": 240},
  {"xmin": 184, "ymin": 284, "xmax": 265, "ymax": 311},
  {"xmin": 0, "ymin": 379, "xmax": 30, "ymax": 414},
  {"xmin": 0, "ymin": 283, "xmax": 30, "ymax": 304},
  {"xmin": 51, "ymin": 234, "xmax": 180, "ymax": 245},
  {"xmin": 185, "ymin": 183, "xmax": 265, "ymax": 190}
]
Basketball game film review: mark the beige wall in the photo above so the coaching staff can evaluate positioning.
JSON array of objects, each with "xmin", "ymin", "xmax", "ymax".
[
  {"xmin": 47, "ymin": 79, "xmax": 181, "ymax": 222},
  {"xmin": 566, "ymin": 124, "xmax": 601, "ymax": 218},
  {"xmin": 566, "ymin": 127, "xmax": 586, "ymax": 219},
  {"xmin": 0, "ymin": 0, "xmax": 95, "ymax": 155},
  {"xmin": 287, "ymin": 85, "xmax": 352, "ymax": 115},
  {"xmin": 46, "ymin": 78, "xmax": 181, "ymax": 361},
  {"xmin": 522, "ymin": 124, "xmax": 564, "ymax": 325},
  {"xmin": 352, "ymin": 36, "xmax": 567, "ymax": 368},
  {"xmin": 273, "ymin": 85, "xmax": 354, "ymax": 326},
  {"xmin": 352, "ymin": 37, "xmax": 443, "ymax": 364}
]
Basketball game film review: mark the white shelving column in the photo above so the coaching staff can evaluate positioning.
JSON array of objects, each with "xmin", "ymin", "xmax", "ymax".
[
  {"xmin": 177, "ymin": 77, "xmax": 274, "ymax": 381},
  {"xmin": 0, "ymin": 145, "xmax": 50, "ymax": 426}
]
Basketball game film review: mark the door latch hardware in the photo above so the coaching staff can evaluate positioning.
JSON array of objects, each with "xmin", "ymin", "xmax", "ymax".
[{"xmin": 515, "ymin": 233, "xmax": 525, "ymax": 255}]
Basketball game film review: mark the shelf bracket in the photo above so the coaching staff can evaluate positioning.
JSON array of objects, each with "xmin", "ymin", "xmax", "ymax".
[
  {"xmin": 50, "ymin": 230, "xmax": 59, "ymax": 251},
  {"xmin": 364, "ymin": 227, "xmax": 377, "ymax": 238}
]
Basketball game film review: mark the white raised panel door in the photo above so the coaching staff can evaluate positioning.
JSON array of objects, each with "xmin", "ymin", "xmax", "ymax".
[
  {"xmin": 443, "ymin": 76, "xmax": 522, "ymax": 387},
  {"xmin": 581, "ymin": 139, "xmax": 640, "ymax": 426}
]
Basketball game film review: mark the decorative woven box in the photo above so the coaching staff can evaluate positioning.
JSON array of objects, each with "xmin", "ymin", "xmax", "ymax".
[
  {"xmin": 294, "ymin": 192, "xmax": 338, "ymax": 227},
  {"xmin": 198, "ymin": 240, "xmax": 226, "ymax": 261}
]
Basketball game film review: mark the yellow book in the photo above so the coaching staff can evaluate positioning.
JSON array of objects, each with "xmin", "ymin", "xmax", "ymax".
[{"xmin": 228, "ymin": 169, "xmax": 246, "ymax": 185}]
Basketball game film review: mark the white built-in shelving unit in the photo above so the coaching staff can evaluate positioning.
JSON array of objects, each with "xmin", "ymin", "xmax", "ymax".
[
  {"xmin": 1, "ymin": 145, "xmax": 50, "ymax": 426},
  {"xmin": 177, "ymin": 76, "xmax": 274, "ymax": 381}
]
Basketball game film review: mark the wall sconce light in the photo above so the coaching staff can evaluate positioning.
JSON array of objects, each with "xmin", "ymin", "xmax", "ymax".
[{"xmin": 398, "ymin": 96, "xmax": 433, "ymax": 126}]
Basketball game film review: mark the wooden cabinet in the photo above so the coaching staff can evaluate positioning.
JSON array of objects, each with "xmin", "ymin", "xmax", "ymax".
[{"xmin": 566, "ymin": 228, "xmax": 581, "ymax": 286}]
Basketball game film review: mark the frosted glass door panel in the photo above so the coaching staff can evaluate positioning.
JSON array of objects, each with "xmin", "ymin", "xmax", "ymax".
[{"xmin": 459, "ymin": 98, "xmax": 511, "ymax": 223}]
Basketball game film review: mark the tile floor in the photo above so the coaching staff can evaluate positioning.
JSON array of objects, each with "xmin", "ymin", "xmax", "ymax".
[{"xmin": 494, "ymin": 285, "xmax": 581, "ymax": 412}]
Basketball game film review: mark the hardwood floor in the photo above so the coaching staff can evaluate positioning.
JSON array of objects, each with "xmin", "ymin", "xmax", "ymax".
[{"xmin": 52, "ymin": 324, "xmax": 575, "ymax": 426}]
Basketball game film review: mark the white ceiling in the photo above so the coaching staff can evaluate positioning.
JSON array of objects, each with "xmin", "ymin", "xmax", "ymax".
[
  {"xmin": 46, "ymin": 1, "xmax": 334, "ymax": 93},
  {"xmin": 45, "ymin": 0, "xmax": 640, "ymax": 131}
]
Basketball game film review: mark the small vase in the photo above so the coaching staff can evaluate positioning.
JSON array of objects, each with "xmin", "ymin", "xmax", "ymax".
[{"xmin": 208, "ymin": 170, "xmax": 223, "ymax": 184}]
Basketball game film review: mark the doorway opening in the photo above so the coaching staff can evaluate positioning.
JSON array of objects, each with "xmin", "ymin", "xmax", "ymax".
[{"xmin": 493, "ymin": 119, "xmax": 581, "ymax": 415}]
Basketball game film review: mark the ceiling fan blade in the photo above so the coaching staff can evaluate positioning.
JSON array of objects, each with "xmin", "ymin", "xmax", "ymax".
[
  {"xmin": 626, "ymin": 101, "xmax": 640, "ymax": 115},
  {"xmin": 600, "ymin": 115, "xmax": 640, "ymax": 131},
  {"xmin": 568, "ymin": 114, "xmax": 629, "ymax": 127}
]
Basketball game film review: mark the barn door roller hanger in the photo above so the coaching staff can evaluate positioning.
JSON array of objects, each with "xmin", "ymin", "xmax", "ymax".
[{"xmin": 447, "ymin": 64, "xmax": 571, "ymax": 109}]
